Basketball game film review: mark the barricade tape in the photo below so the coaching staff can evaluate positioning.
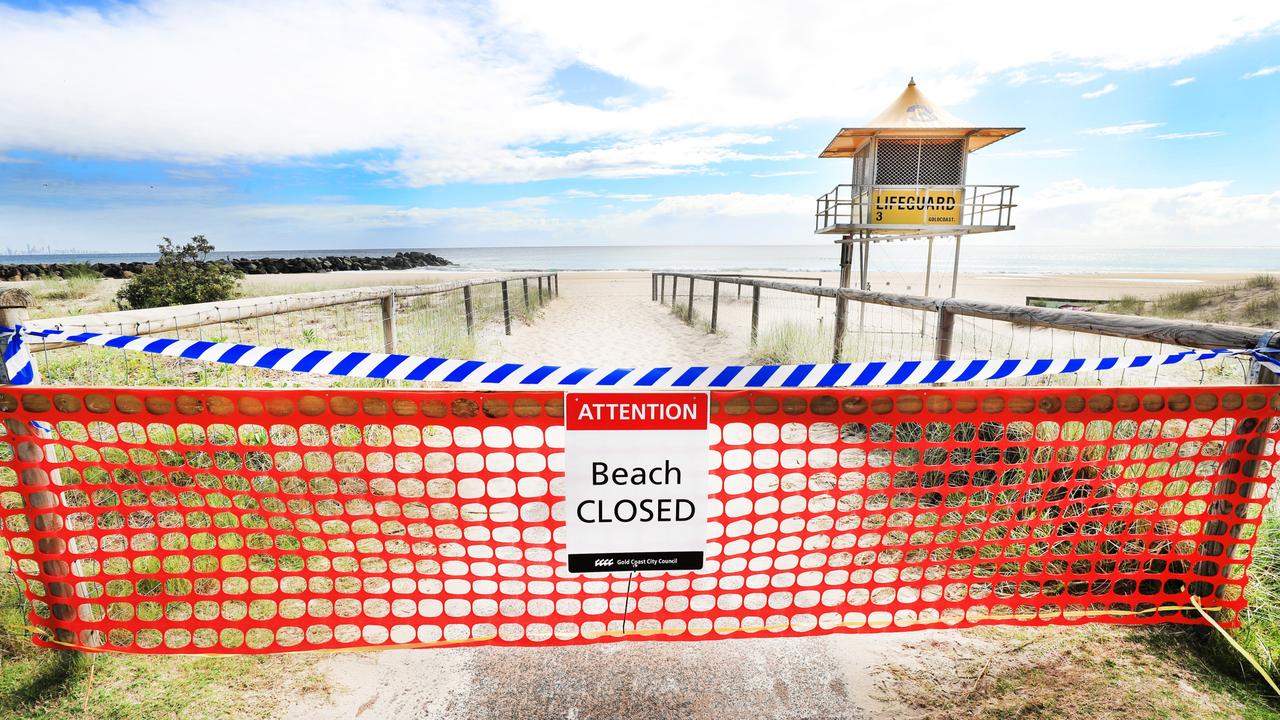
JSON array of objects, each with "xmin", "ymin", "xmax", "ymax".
[{"xmin": 1, "ymin": 325, "xmax": 1270, "ymax": 388}]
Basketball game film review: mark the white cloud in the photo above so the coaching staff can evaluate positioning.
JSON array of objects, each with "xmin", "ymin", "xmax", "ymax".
[
  {"xmin": 1082, "ymin": 121, "xmax": 1164, "ymax": 136},
  {"xmin": 1081, "ymin": 83, "xmax": 1118, "ymax": 99},
  {"xmin": 562, "ymin": 190, "xmax": 654, "ymax": 201},
  {"xmin": 385, "ymin": 133, "xmax": 805, "ymax": 185},
  {"xmin": 1, "ymin": 1, "xmax": 1278, "ymax": 184},
  {"xmin": 750, "ymin": 170, "xmax": 815, "ymax": 178},
  {"xmin": 0, "ymin": 154, "xmax": 38, "ymax": 165},
  {"xmin": 4, "ymin": 182, "xmax": 1278, "ymax": 254},
  {"xmin": 1022, "ymin": 180, "xmax": 1280, "ymax": 245},
  {"xmin": 1243, "ymin": 65, "xmax": 1280, "ymax": 79},
  {"xmin": 1155, "ymin": 131, "xmax": 1227, "ymax": 140},
  {"xmin": 1054, "ymin": 71, "xmax": 1103, "ymax": 86},
  {"xmin": 0, "ymin": 191, "xmax": 814, "ymax": 249},
  {"xmin": 988, "ymin": 148, "xmax": 1078, "ymax": 159},
  {"xmin": 1171, "ymin": 76, "xmax": 1197, "ymax": 86}
]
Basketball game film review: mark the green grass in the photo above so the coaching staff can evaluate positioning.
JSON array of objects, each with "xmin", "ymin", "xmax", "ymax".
[
  {"xmin": 34, "ymin": 275, "xmax": 101, "ymax": 302},
  {"xmin": 1245, "ymin": 274, "xmax": 1278, "ymax": 290},
  {"xmin": 1102, "ymin": 295, "xmax": 1149, "ymax": 315},
  {"xmin": 0, "ymin": 554, "xmax": 324, "ymax": 720},
  {"xmin": 749, "ymin": 321, "xmax": 832, "ymax": 364},
  {"xmin": 1243, "ymin": 296, "xmax": 1280, "ymax": 326},
  {"xmin": 1171, "ymin": 514, "xmax": 1280, "ymax": 697},
  {"xmin": 1235, "ymin": 516, "xmax": 1280, "ymax": 674},
  {"xmin": 1157, "ymin": 288, "xmax": 1212, "ymax": 314}
]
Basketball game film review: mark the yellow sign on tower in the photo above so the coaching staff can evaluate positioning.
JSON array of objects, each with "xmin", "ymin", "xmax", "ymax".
[{"xmin": 869, "ymin": 188, "xmax": 964, "ymax": 225}]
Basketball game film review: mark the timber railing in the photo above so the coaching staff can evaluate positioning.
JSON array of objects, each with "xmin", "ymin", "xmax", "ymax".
[
  {"xmin": 653, "ymin": 271, "xmax": 1280, "ymax": 384},
  {"xmin": 17, "ymin": 273, "xmax": 558, "ymax": 354}
]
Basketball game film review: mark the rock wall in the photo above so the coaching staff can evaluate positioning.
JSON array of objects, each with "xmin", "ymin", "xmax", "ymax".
[{"xmin": 0, "ymin": 251, "xmax": 452, "ymax": 281}]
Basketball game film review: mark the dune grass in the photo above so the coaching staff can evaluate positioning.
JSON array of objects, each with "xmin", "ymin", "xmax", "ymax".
[
  {"xmin": 33, "ymin": 265, "xmax": 102, "ymax": 302},
  {"xmin": 1101, "ymin": 273, "xmax": 1280, "ymax": 327},
  {"xmin": 748, "ymin": 320, "xmax": 832, "ymax": 364}
]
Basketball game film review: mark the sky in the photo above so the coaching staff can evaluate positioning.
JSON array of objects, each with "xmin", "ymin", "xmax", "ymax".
[{"xmin": 0, "ymin": 0, "xmax": 1279, "ymax": 255}]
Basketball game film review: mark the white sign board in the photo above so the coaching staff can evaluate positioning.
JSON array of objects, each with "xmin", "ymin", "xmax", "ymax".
[{"xmin": 563, "ymin": 392, "xmax": 710, "ymax": 573}]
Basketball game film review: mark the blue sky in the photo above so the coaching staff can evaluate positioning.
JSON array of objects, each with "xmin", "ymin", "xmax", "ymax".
[{"xmin": 1, "ymin": 1, "xmax": 1278, "ymax": 254}]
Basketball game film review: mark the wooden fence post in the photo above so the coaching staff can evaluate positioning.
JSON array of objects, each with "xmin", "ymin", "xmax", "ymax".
[
  {"xmin": 710, "ymin": 280, "xmax": 720, "ymax": 333},
  {"xmin": 659, "ymin": 274, "xmax": 666, "ymax": 304},
  {"xmin": 652, "ymin": 274, "xmax": 658, "ymax": 302},
  {"xmin": 380, "ymin": 291, "xmax": 397, "ymax": 354},
  {"xmin": 0, "ymin": 289, "xmax": 33, "ymax": 384},
  {"xmin": 522, "ymin": 278, "xmax": 530, "ymax": 311},
  {"xmin": 933, "ymin": 307, "xmax": 955, "ymax": 360},
  {"xmin": 501, "ymin": 281, "xmax": 512, "ymax": 335},
  {"xmin": 671, "ymin": 275, "xmax": 679, "ymax": 305},
  {"xmin": 686, "ymin": 278, "xmax": 695, "ymax": 323},
  {"xmin": 832, "ymin": 241, "xmax": 853, "ymax": 363},
  {"xmin": 537, "ymin": 277, "xmax": 543, "ymax": 305},
  {"xmin": 462, "ymin": 286, "xmax": 475, "ymax": 337},
  {"xmin": 750, "ymin": 286, "xmax": 761, "ymax": 347},
  {"xmin": 1250, "ymin": 331, "xmax": 1279, "ymax": 384}
]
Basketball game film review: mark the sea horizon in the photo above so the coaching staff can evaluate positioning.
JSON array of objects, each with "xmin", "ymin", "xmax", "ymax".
[{"xmin": 0, "ymin": 243, "xmax": 1275, "ymax": 275}]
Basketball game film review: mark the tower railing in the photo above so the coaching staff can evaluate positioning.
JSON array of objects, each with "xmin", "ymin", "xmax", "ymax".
[{"xmin": 814, "ymin": 183, "xmax": 1017, "ymax": 235}]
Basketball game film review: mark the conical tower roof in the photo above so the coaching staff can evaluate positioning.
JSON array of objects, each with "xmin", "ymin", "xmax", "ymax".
[
  {"xmin": 820, "ymin": 80, "xmax": 1022, "ymax": 157},
  {"xmin": 863, "ymin": 78, "xmax": 972, "ymax": 128}
]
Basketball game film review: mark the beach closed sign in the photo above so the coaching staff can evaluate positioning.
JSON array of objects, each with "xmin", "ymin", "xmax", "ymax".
[
  {"xmin": 563, "ymin": 392, "xmax": 710, "ymax": 574},
  {"xmin": 870, "ymin": 188, "xmax": 964, "ymax": 225}
]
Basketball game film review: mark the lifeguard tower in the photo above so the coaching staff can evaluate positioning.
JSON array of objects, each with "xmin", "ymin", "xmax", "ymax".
[{"xmin": 815, "ymin": 79, "xmax": 1021, "ymax": 358}]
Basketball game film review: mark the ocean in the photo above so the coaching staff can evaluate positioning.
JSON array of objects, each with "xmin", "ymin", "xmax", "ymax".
[{"xmin": 1, "ymin": 242, "xmax": 1275, "ymax": 274}]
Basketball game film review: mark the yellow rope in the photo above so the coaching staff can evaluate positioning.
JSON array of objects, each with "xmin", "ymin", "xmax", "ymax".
[
  {"xmin": 27, "ymin": 601, "xmax": 1224, "ymax": 656},
  {"xmin": 1190, "ymin": 595, "xmax": 1280, "ymax": 697}
]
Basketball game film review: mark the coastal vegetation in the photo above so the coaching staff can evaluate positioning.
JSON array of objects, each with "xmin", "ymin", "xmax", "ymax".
[
  {"xmin": 1102, "ymin": 274, "xmax": 1280, "ymax": 327},
  {"xmin": 749, "ymin": 320, "xmax": 830, "ymax": 365},
  {"xmin": 0, "ymin": 557, "xmax": 325, "ymax": 720},
  {"xmin": 32, "ymin": 265, "xmax": 101, "ymax": 302},
  {"xmin": 115, "ymin": 237, "xmax": 243, "ymax": 310}
]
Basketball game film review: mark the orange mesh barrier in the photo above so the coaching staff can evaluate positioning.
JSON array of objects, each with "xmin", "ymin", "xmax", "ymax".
[{"xmin": 0, "ymin": 386, "xmax": 1276, "ymax": 654}]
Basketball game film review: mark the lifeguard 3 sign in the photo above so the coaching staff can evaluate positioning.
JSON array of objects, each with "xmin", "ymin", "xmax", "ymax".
[
  {"xmin": 870, "ymin": 188, "xmax": 963, "ymax": 225},
  {"xmin": 564, "ymin": 392, "xmax": 710, "ymax": 573}
]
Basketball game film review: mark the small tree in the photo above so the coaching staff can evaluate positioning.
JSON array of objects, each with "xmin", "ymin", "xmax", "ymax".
[{"xmin": 117, "ymin": 236, "xmax": 242, "ymax": 309}]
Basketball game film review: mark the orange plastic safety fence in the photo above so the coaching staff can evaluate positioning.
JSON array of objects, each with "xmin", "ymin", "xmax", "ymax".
[{"xmin": 0, "ymin": 386, "xmax": 1276, "ymax": 654}]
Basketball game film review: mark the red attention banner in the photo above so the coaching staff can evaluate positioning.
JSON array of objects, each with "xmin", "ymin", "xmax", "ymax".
[{"xmin": 0, "ymin": 386, "xmax": 1275, "ymax": 654}]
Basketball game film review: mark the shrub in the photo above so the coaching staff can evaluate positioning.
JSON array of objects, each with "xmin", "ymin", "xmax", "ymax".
[{"xmin": 117, "ymin": 236, "xmax": 242, "ymax": 309}]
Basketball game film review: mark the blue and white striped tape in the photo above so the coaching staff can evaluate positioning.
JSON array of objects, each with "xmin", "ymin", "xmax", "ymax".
[
  {"xmin": 2, "ymin": 324, "xmax": 1268, "ymax": 389},
  {"xmin": 2, "ymin": 326, "xmax": 39, "ymax": 386}
]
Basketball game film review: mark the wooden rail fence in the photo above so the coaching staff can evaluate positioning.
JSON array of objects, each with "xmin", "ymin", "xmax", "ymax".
[
  {"xmin": 0, "ymin": 272, "xmax": 558, "ymax": 360},
  {"xmin": 652, "ymin": 271, "xmax": 1280, "ymax": 384}
]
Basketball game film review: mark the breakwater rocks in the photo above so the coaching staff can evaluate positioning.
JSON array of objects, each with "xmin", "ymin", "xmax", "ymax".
[{"xmin": 0, "ymin": 251, "xmax": 452, "ymax": 281}]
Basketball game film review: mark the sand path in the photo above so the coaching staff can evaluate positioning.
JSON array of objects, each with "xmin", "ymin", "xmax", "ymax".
[{"xmin": 283, "ymin": 274, "xmax": 934, "ymax": 720}]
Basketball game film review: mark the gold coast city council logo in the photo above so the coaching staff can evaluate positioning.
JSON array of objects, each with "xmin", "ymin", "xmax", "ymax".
[{"xmin": 906, "ymin": 103, "xmax": 937, "ymax": 123}]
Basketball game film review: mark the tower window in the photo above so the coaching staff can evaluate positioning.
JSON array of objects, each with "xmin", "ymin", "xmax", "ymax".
[{"xmin": 874, "ymin": 139, "xmax": 964, "ymax": 185}]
